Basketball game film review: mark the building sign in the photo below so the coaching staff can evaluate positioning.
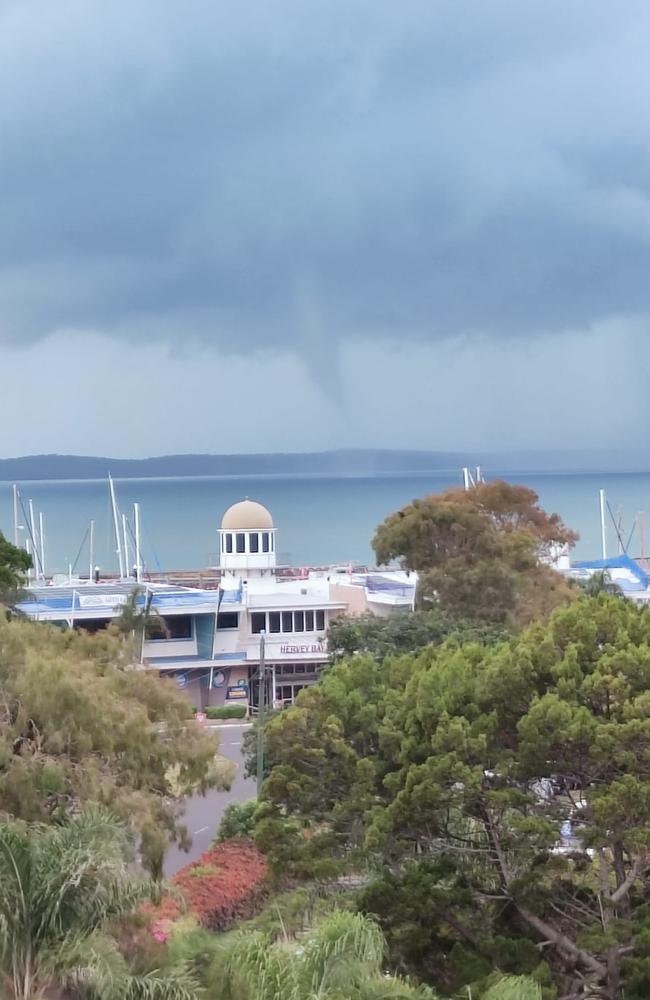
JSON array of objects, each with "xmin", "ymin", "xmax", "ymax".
[
  {"xmin": 78, "ymin": 593, "xmax": 128, "ymax": 609},
  {"xmin": 226, "ymin": 682, "xmax": 249, "ymax": 701},
  {"xmin": 176, "ymin": 672, "xmax": 189, "ymax": 690},
  {"xmin": 212, "ymin": 670, "xmax": 227, "ymax": 688},
  {"xmin": 279, "ymin": 643, "xmax": 324, "ymax": 655}
]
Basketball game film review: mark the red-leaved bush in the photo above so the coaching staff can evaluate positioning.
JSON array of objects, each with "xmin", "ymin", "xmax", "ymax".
[{"xmin": 147, "ymin": 839, "xmax": 268, "ymax": 933}]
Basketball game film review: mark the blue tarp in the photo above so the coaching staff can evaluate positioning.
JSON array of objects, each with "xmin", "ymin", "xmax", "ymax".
[{"xmin": 572, "ymin": 554, "xmax": 649, "ymax": 591}]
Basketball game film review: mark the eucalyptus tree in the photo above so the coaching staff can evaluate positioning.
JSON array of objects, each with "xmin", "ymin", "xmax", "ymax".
[{"xmin": 372, "ymin": 480, "xmax": 577, "ymax": 626}]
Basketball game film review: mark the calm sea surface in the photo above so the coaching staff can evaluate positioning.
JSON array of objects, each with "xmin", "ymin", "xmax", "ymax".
[{"xmin": 0, "ymin": 471, "xmax": 648, "ymax": 575}]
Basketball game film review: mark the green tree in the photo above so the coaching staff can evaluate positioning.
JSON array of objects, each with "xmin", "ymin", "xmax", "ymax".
[
  {"xmin": 0, "ymin": 531, "xmax": 32, "ymax": 604},
  {"xmin": 0, "ymin": 613, "xmax": 232, "ymax": 874},
  {"xmin": 254, "ymin": 597, "xmax": 650, "ymax": 998},
  {"xmin": 372, "ymin": 481, "xmax": 577, "ymax": 626},
  {"xmin": 328, "ymin": 610, "xmax": 508, "ymax": 663},
  {"xmin": 0, "ymin": 807, "xmax": 199, "ymax": 999},
  {"xmin": 216, "ymin": 800, "xmax": 257, "ymax": 842}
]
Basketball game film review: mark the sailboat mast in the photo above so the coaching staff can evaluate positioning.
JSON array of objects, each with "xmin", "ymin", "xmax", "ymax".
[
  {"xmin": 134, "ymin": 502, "xmax": 142, "ymax": 583},
  {"xmin": 109, "ymin": 475, "xmax": 124, "ymax": 579},
  {"xmin": 12, "ymin": 485, "xmax": 19, "ymax": 547},
  {"xmin": 28, "ymin": 499, "xmax": 40, "ymax": 581},
  {"xmin": 39, "ymin": 512, "xmax": 46, "ymax": 581},
  {"xmin": 89, "ymin": 519, "xmax": 95, "ymax": 583},
  {"xmin": 599, "ymin": 489, "xmax": 608, "ymax": 561},
  {"xmin": 121, "ymin": 513, "xmax": 129, "ymax": 578}
]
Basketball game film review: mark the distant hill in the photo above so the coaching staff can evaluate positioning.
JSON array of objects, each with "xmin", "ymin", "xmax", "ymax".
[{"xmin": 0, "ymin": 449, "xmax": 647, "ymax": 482}]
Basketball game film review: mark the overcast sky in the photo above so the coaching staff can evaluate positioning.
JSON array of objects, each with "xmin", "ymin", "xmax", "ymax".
[{"xmin": 1, "ymin": 0, "xmax": 649, "ymax": 458}]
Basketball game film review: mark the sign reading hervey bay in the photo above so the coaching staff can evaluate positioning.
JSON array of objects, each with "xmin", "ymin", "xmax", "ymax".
[{"xmin": 279, "ymin": 643, "xmax": 325, "ymax": 655}]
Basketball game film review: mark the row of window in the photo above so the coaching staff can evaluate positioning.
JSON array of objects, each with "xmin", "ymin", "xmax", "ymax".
[
  {"xmin": 251, "ymin": 609, "xmax": 326, "ymax": 634},
  {"xmin": 221, "ymin": 531, "xmax": 275, "ymax": 555},
  {"xmin": 274, "ymin": 663, "xmax": 322, "ymax": 676}
]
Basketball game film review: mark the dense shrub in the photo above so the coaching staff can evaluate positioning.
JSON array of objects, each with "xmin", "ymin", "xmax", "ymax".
[
  {"xmin": 216, "ymin": 800, "xmax": 257, "ymax": 842},
  {"xmin": 206, "ymin": 705, "xmax": 247, "ymax": 720},
  {"xmin": 148, "ymin": 839, "xmax": 268, "ymax": 932}
]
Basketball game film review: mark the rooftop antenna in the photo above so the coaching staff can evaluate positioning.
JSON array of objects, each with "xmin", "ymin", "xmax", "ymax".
[{"xmin": 108, "ymin": 474, "xmax": 125, "ymax": 579}]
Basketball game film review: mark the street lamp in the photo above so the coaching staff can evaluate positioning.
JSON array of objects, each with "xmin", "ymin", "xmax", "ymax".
[{"xmin": 256, "ymin": 631, "xmax": 266, "ymax": 796}]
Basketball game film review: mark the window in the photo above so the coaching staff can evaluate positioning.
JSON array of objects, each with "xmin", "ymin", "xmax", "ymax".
[
  {"xmin": 249, "ymin": 533, "xmax": 259, "ymax": 553},
  {"xmin": 262, "ymin": 532, "xmax": 269, "ymax": 553},
  {"xmin": 294, "ymin": 611, "xmax": 304, "ymax": 632},
  {"xmin": 217, "ymin": 612, "xmax": 239, "ymax": 630},
  {"xmin": 251, "ymin": 612, "xmax": 266, "ymax": 634},
  {"xmin": 316, "ymin": 610, "xmax": 325, "ymax": 631},
  {"xmin": 161, "ymin": 615, "xmax": 192, "ymax": 640},
  {"xmin": 75, "ymin": 619, "xmax": 109, "ymax": 634},
  {"xmin": 269, "ymin": 612, "xmax": 281, "ymax": 633},
  {"xmin": 305, "ymin": 610, "xmax": 314, "ymax": 631},
  {"xmin": 236, "ymin": 533, "xmax": 245, "ymax": 553},
  {"xmin": 225, "ymin": 533, "xmax": 233, "ymax": 554},
  {"xmin": 294, "ymin": 664, "xmax": 306, "ymax": 674},
  {"xmin": 282, "ymin": 611, "xmax": 293, "ymax": 633}
]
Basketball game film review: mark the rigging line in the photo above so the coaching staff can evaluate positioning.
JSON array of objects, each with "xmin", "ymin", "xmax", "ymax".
[
  {"xmin": 70, "ymin": 526, "xmax": 90, "ymax": 575},
  {"xmin": 606, "ymin": 500, "xmax": 626, "ymax": 553},
  {"xmin": 142, "ymin": 520, "xmax": 163, "ymax": 575},
  {"xmin": 624, "ymin": 518, "xmax": 637, "ymax": 557}
]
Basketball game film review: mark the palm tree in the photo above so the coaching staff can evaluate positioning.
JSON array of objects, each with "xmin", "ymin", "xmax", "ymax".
[
  {"xmin": 482, "ymin": 976, "xmax": 542, "ymax": 1000},
  {"xmin": 580, "ymin": 570, "xmax": 622, "ymax": 597},
  {"xmin": 0, "ymin": 808, "xmax": 198, "ymax": 999},
  {"xmin": 211, "ymin": 910, "xmax": 436, "ymax": 999}
]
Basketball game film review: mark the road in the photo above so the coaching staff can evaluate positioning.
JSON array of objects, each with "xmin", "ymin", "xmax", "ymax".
[{"xmin": 164, "ymin": 722, "xmax": 256, "ymax": 877}]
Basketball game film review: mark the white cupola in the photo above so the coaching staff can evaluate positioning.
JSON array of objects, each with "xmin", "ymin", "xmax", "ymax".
[{"xmin": 219, "ymin": 499, "xmax": 276, "ymax": 576}]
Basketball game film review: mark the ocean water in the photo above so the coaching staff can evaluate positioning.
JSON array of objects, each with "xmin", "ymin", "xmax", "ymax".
[{"xmin": 0, "ymin": 471, "xmax": 648, "ymax": 576}]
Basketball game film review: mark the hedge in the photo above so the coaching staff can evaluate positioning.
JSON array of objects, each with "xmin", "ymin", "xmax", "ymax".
[
  {"xmin": 205, "ymin": 705, "xmax": 247, "ymax": 720},
  {"xmin": 147, "ymin": 839, "xmax": 268, "ymax": 933}
]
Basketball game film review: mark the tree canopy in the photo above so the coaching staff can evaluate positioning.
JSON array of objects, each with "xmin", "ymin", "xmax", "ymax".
[
  {"xmin": 253, "ymin": 596, "xmax": 650, "ymax": 998},
  {"xmin": 328, "ymin": 609, "xmax": 508, "ymax": 663},
  {"xmin": 0, "ymin": 531, "xmax": 32, "ymax": 603},
  {"xmin": 0, "ymin": 612, "xmax": 231, "ymax": 875},
  {"xmin": 372, "ymin": 481, "xmax": 577, "ymax": 626}
]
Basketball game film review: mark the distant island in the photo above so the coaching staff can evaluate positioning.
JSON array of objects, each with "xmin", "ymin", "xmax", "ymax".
[{"xmin": 0, "ymin": 449, "xmax": 647, "ymax": 482}]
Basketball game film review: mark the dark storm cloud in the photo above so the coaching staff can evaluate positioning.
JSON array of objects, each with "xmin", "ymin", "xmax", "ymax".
[{"xmin": 1, "ymin": 0, "xmax": 650, "ymax": 355}]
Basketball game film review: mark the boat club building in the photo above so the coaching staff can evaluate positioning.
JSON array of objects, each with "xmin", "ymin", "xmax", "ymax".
[{"xmin": 16, "ymin": 499, "xmax": 416, "ymax": 709}]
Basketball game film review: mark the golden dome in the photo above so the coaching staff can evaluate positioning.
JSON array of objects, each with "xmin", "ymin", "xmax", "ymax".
[{"xmin": 221, "ymin": 499, "xmax": 274, "ymax": 531}]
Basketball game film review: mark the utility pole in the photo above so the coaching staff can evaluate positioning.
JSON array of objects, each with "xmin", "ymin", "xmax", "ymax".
[{"xmin": 256, "ymin": 631, "xmax": 266, "ymax": 796}]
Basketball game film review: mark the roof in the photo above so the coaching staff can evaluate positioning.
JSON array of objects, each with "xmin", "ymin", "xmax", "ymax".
[
  {"xmin": 16, "ymin": 581, "xmax": 242, "ymax": 618},
  {"xmin": 221, "ymin": 498, "xmax": 274, "ymax": 531},
  {"xmin": 570, "ymin": 554, "xmax": 649, "ymax": 592}
]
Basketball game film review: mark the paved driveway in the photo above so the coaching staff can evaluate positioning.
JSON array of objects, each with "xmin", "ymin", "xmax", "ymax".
[{"xmin": 164, "ymin": 722, "xmax": 256, "ymax": 876}]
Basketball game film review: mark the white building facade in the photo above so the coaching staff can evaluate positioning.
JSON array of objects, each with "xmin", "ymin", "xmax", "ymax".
[{"xmin": 18, "ymin": 498, "xmax": 416, "ymax": 709}]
